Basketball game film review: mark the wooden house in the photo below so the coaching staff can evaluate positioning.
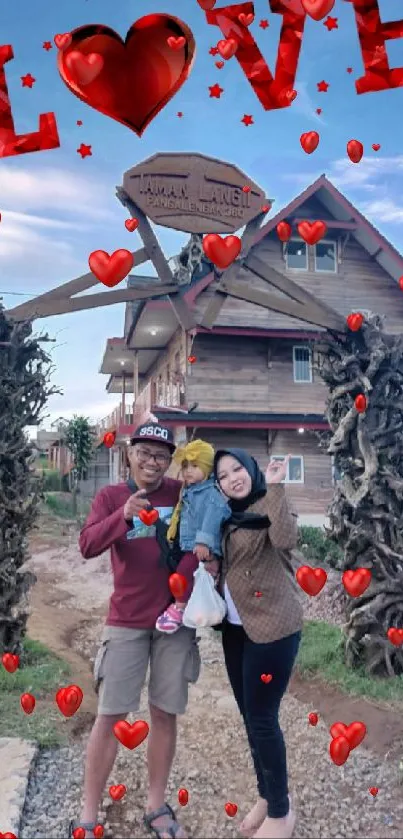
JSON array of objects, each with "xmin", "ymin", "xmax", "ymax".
[{"xmin": 98, "ymin": 174, "xmax": 403, "ymax": 523}]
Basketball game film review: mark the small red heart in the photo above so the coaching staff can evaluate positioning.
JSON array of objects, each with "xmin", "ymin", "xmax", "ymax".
[
  {"xmin": 0, "ymin": 833, "xmax": 18, "ymax": 838},
  {"xmin": 261, "ymin": 205, "xmax": 270, "ymax": 213},
  {"xmin": 239, "ymin": 13, "xmax": 254, "ymax": 25},
  {"xmin": 65, "ymin": 51, "xmax": 104, "ymax": 86},
  {"xmin": 187, "ymin": 355, "xmax": 197, "ymax": 364},
  {"xmin": 167, "ymin": 36, "xmax": 186, "ymax": 50},
  {"xmin": 372, "ymin": 143, "xmax": 380, "ymax": 151},
  {"xmin": 103, "ymin": 431, "xmax": 116, "ymax": 449},
  {"xmin": 308, "ymin": 712, "xmax": 319, "ymax": 726},
  {"xmin": 260, "ymin": 673, "xmax": 273, "ymax": 683},
  {"xmin": 242, "ymin": 185, "xmax": 251, "ymax": 193},
  {"xmin": 202, "ymin": 234, "xmax": 241, "ymax": 269},
  {"xmin": 296, "ymin": 566, "xmax": 327, "ymax": 596},
  {"xmin": 89, "ymin": 249, "xmax": 134, "ymax": 288},
  {"xmin": 125, "ymin": 218, "xmax": 138, "ymax": 232},
  {"xmin": 387, "ymin": 628, "xmax": 403, "ymax": 647},
  {"xmin": 215, "ymin": 61, "xmax": 224, "ymax": 69},
  {"xmin": 399, "ymin": 276, "xmax": 403, "ymax": 291},
  {"xmin": 354, "ymin": 393, "xmax": 367, "ymax": 413},
  {"xmin": 169, "ymin": 572, "xmax": 188, "ymax": 599},
  {"xmin": 347, "ymin": 139, "xmax": 364, "ymax": 164},
  {"xmin": 330, "ymin": 721, "xmax": 366, "ymax": 750},
  {"xmin": 297, "ymin": 220, "xmax": 327, "ymax": 246},
  {"xmin": 20, "ymin": 693, "xmax": 36, "ymax": 715},
  {"xmin": 56, "ymin": 685, "xmax": 83, "ymax": 717},
  {"xmin": 178, "ymin": 788, "xmax": 189, "ymax": 806},
  {"xmin": 277, "ymin": 221, "xmax": 292, "ymax": 242},
  {"xmin": 254, "ymin": 591, "xmax": 263, "ymax": 598},
  {"xmin": 316, "ymin": 108, "xmax": 322, "ymax": 114},
  {"xmin": 369, "ymin": 786, "xmax": 379, "ymax": 797},
  {"xmin": 217, "ymin": 38, "xmax": 238, "ymax": 60},
  {"xmin": 329, "ymin": 734, "xmax": 350, "ymax": 766},
  {"xmin": 113, "ymin": 719, "xmax": 149, "ymax": 750},
  {"xmin": 72, "ymin": 830, "xmax": 85, "ymax": 839},
  {"xmin": 346, "ymin": 312, "xmax": 364, "ymax": 331},
  {"xmin": 139, "ymin": 508, "xmax": 159, "ymax": 526},
  {"xmin": 342, "ymin": 568, "xmax": 371, "ymax": 597},
  {"xmin": 301, "ymin": 0, "xmax": 335, "ymax": 21},
  {"xmin": 300, "ymin": 131, "xmax": 320, "ymax": 154},
  {"xmin": 54, "ymin": 33, "xmax": 72, "ymax": 50},
  {"xmin": 94, "ymin": 827, "xmax": 104, "ymax": 839},
  {"xmin": 281, "ymin": 88, "xmax": 297, "ymax": 104},
  {"xmin": 109, "ymin": 784, "xmax": 127, "ymax": 801},
  {"xmin": 225, "ymin": 802, "xmax": 238, "ymax": 817},
  {"xmin": 2, "ymin": 653, "xmax": 20, "ymax": 673}
]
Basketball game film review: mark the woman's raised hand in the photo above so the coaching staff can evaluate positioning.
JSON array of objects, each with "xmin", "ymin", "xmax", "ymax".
[{"xmin": 265, "ymin": 455, "xmax": 290, "ymax": 484}]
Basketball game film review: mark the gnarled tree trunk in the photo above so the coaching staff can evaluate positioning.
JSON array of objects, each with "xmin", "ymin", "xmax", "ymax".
[{"xmin": 316, "ymin": 313, "xmax": 403, "ymax": 677}]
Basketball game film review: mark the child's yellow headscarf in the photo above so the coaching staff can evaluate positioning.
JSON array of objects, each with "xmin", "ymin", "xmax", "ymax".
[{"xmin": 167, "ymin": 440, "xmax": 215, "ymax": 543}]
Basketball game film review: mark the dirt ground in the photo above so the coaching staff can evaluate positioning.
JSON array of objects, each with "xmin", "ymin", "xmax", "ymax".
[{"xmin": 24, "ymin": 516, "xmax": 403, "ymax": 838}]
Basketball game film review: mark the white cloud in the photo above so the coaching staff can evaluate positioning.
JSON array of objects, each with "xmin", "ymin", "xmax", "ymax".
[
  {"xmin": 359, "ymin": 198, "xmax": 403, "ymax": 224},
  {"xmin": 0, "ymin": 164, "xmax": 113, "ymax": 218},
  {"xmin": 330, "ymin": 156, "xmax": 403, "ymax": 191}
]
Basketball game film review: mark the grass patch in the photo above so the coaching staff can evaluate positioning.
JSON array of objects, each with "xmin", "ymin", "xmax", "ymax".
[
  {"xmin": 44, "ymin": 492, "xmax": 75, "ymax": 518},
  {"xmin": 0, "ymin": 637, "xmax": 72, "ymax": 746},
  {"xmin": 298, "ymin": 620, "xmax": 403, "ymax": 706}
]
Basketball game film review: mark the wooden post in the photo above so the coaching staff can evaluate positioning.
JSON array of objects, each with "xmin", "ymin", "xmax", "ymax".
[
  {"xmin": 122, "ymin": 372, "xmax": 126, "ymax": 423},
  {"xmin": 133, "ymin": 351, "xmax": 139, "ymax": 399}
]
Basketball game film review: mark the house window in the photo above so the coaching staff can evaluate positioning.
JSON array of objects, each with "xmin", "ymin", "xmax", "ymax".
[
  {"xmin": 270, "ymin": 455, "xmax": 304, "ymax": 484},
  {"xmin": 286, "ymin": 239, "xmax": 308, "ymax": 270},
  {"xmin": 293, "ymin": 346, "xmax": 312, "ymax": 383},
  {"xmin": 314, "ymin": 240, "xmax": 337, "ymax": 273},
  {"xmin": 332, "ymin": 457, "xmax": 343, "ymax": 484}
]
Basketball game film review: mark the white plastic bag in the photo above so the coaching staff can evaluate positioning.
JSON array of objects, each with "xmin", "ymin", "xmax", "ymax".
[{"xmin": 182, "ymin": 563, "xmax": 227, "ymax": 628}]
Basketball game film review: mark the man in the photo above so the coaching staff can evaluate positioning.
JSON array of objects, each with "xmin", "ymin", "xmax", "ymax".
[{"xmin": 70, "ymin": 422, "xmax": 200, "ymax": 839}]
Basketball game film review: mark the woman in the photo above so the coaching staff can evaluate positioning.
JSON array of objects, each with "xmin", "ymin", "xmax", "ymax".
[{"xmin": 213, "ymin": 448, "xmax": 303, "ymax": 839}]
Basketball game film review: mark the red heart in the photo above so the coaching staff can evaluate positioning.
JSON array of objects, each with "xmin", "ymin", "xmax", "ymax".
[
  {"xmin": 347, "ymin": 139, "xmax": 364, "ymax": 164},
  {"xmin": 178, "ymin": 787, "xmax": 189, "ymax": 806},
  {"xmin": 58, "ymin": 16, "xmax": 195, "ymax": 137},
  {"xmin": 342, "ymin": 568, "xmax": 371, "ymax": 597},
  {"xmin": 330, "ymin": 721, "xmax": 366, "ymax": 750},
  {"xmin": 103, "ymin": 431, "xmax": 116, "ymax": 449},
  {"xmin": 261, "ymin": 205, "xmax": 270, "ymax": 213},
  {"xmin": 276, "ymin": 221, "xmax": 292, "ymax": 242},
  {"xmin": 260, "ymin": 673, "xmax": 273, "ymax": 683},
  {"xmin": 89, "ymin": 249, "xmax": 134, "ymax": 288},
  {"xmin": 109, "ymin": 784, "xmax": 127, "ymax": 801},
  {"xmin": 297, "ymin": 220, "xmax": 327, "ymax": 245},
  {"xmin": 139, "ymin": 508, "xmax": 159, "ymax": 526},
  {"xmin": 0, "ymin": 834, "xmax": 18, "ymax": 838},
  {"xmin": 346, "ymin": 312, "xmax": 364, "ymax": 331},
  {"xmin": 239, "ymin": 13, "xmax": 254, "ymax": 25},
  {"xmin": 399, "ymin": 276, "xmax": 403, "ymax": 291},
  {"xmin": 369, "ymin": 787, "xmax": 379, "ymax": 797},
  {"xmin": 217, "ymin": 38, "xmax": 238, "ymax": 60},
  {"xmin": 242, "ymin": 186, "xmax": 251, "ymax": 193},
  {"xmin": 301, "ymin": 0, "xmax": 335, "ymax": 20},
  {"xmin": 113, "ymin": 719, "xmax": 149, "ymax": 750},
  {"xmin": 72, "ymin": 830, "xmax": 85, "ymax": 839},
  {"xmin": 296, "ymin": 565, "xmax": 327, "ymax": 596},
  {"xmin": 300, "ymin": 131, "xmax": 320, "ymax": 154},
  {"xmin": 215, "ymin": 61, "xmax": 224, "ymax": 69},
  {"xmin": 65, "ymin": 51, "xmax": 104, "ymax": 86},
  {"xmin": 372, "ymin": 143, "xmax": 380, "ymax": 151},
  {"xmin": 308, "ymin": 712, "xmax": 319, "ymax": 726},
  {"xmin": 354, "ymin": 393, "xmax": 367, "ymax": 413},
  {"xmin": 187, "ymin": 355, "xmax": 196, "ymax": 364},
  {"xmin": 254, "ymin": 590, "xmax": 263, "ymax": 598},
  {"xmin": 197, "ymin": 0, "xmax": 217, "ymax": 8},
  {"xmin": 94, "ymin": 827, "xmax": 104, "ymax": 839},
  {"xmin": 387, "ymin": 628, "xmax": 403, "ymax": 647},
  {"xmin": 167, "ymin": 36, "xmax": 186, "ymax": 50},
  {"xmin": 169, "ymin": 572, "xmax": 188, "ymax": 599},
  {"xmin": 329, "ymin": 734, "xmax": 350, "ymax": 766},
  {"xmin": 54, "ymin": 33, "xmax": 72, "ymax": 50},
  {"xmin": 20, "ymin": 693, "xmax": 36, "ymax": 715},
  {"xmin": 282, "ymin": 88, "xmax": 297, "ymax": 104},
  {"xmin": 225, "ymin": 802, "xmax": 238, "ymax": 817},
  {"xmin": 125, "ymin": 218, "xmax": 138, "ymax": 232},
  {"xmin": 56, "ymin": 684, "xmax": 83, "ymax": 717},
  {"xmin": 202, "ymin": 234, "xmax": 241, "ymax": 269},
  {"xmin": 2, "ymin": 653, "xmax": 19, "ymax": 673}
]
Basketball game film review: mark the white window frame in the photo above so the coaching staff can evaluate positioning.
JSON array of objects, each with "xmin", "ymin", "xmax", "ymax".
[
  {"xmin": 293, "ymin": 345, "xmax": 313, "ymax": 384},
  {"xmin": 270, "ymin": 455, "xmax": 305, "ymax": 484},
  {"xmin": 285, "ymin": 238, "xmax": 308, "ymax": 271},
  {"xmin": 314, "ymin": 239, "xmax": 337, "ymax": 274}
]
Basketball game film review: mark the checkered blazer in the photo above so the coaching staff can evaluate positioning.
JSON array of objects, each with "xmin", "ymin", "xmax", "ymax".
[{"xmin": 220, "ymin": 485, "xmax": 304, "ymax": 644}]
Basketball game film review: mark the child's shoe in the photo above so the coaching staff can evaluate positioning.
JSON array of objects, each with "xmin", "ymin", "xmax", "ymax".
[{"xmin": 156, "ymin": 603, "xmax": 185, "ymax": 634}]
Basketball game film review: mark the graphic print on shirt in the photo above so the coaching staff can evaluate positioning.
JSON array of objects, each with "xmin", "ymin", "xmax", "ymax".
[{"xmin": 126, "ymin": 507, "xmax": 174, "ymax": 540}]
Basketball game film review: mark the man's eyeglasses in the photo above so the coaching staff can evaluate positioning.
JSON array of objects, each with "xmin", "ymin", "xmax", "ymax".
[{"xmin": 134, "ymin": 446, "xmax": 171, "ymax": 466}]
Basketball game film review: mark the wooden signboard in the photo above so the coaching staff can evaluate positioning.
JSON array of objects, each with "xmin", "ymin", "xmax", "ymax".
[{"xmin": 122, "ymin": 152, "xmax": 269, "ymax": 234}]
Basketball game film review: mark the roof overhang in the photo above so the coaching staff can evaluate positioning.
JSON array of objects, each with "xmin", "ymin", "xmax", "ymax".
[{"xmin": 99, "ymin": 338, "xmax": 135, "ymax": 375}]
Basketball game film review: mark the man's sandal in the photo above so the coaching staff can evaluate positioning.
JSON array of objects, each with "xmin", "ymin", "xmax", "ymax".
[
  {"xmin": 143, "ymin": 803, "xmax": 183, "ymax": 838},
  {"xmin": 69, "ymin": 819, "xmax": 98, "ymax": 837}
]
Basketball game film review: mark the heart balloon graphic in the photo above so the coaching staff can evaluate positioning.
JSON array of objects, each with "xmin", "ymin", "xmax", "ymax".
[
  {"xmin": 113, "ymin": 719, "xmax": 149, "ymax": 749},
  {"xmin": 58, "ymin": 16, "xmax": 196, "ymax": 136}
]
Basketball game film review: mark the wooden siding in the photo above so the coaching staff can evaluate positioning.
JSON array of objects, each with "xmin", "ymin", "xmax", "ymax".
[{"xmin": 193, "ymin": 210, "xmax": 403, "ymax": 333}]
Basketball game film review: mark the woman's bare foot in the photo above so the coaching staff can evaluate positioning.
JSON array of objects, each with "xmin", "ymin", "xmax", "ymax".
[
  {"xmin": 240, "ymin": 798, "xmax": 268, "ymax": 838},
  {"xmin": 252, "ymin": 808, "xmax": 296, "ymax": 839}
]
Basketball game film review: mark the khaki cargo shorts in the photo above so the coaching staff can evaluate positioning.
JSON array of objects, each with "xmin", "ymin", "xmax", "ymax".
[{"xmin": 93, "ymin": 625, "xmax": 201, "ymax": 716}]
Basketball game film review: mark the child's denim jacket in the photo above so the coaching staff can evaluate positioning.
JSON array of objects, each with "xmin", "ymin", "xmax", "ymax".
[{"xmin": 179, "ymin": 477, "xmax": 231, "ymax": 556}]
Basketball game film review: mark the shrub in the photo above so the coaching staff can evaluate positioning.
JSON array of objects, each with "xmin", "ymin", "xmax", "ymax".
[
  {"xmin": 299, "ymin": 525, "xmax": 343, "ymax": 569},
  {"xmin": 41, "ymin": 468, "xmax": 63, "ymax": 491}
]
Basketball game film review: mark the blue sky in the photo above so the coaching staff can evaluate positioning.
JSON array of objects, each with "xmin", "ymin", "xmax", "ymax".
[{"xmin": 2, "ymin": 0, "xmax": 403, "ymax": 429}]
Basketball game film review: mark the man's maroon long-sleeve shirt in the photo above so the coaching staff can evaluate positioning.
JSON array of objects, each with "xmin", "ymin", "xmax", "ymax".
[{"xmin": 79, "ymin": 479, "xmax": 198, "ymax": 628}]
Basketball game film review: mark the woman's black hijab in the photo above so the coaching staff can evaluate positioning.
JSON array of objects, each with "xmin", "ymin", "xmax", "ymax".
[{"xmin": 214, "ymin": 448, "xmax": 271, "ymax": 531}]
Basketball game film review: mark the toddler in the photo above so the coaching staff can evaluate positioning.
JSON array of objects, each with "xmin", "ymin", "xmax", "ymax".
[{"xmin": 155, "ymin": 439, "xmax": 230, "ymax": 634}]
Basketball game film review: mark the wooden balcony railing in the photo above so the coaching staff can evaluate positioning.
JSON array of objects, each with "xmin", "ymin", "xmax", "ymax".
[{"xmin": 97, "ymin": 380, "xmax": 186, "ymax": 438}]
